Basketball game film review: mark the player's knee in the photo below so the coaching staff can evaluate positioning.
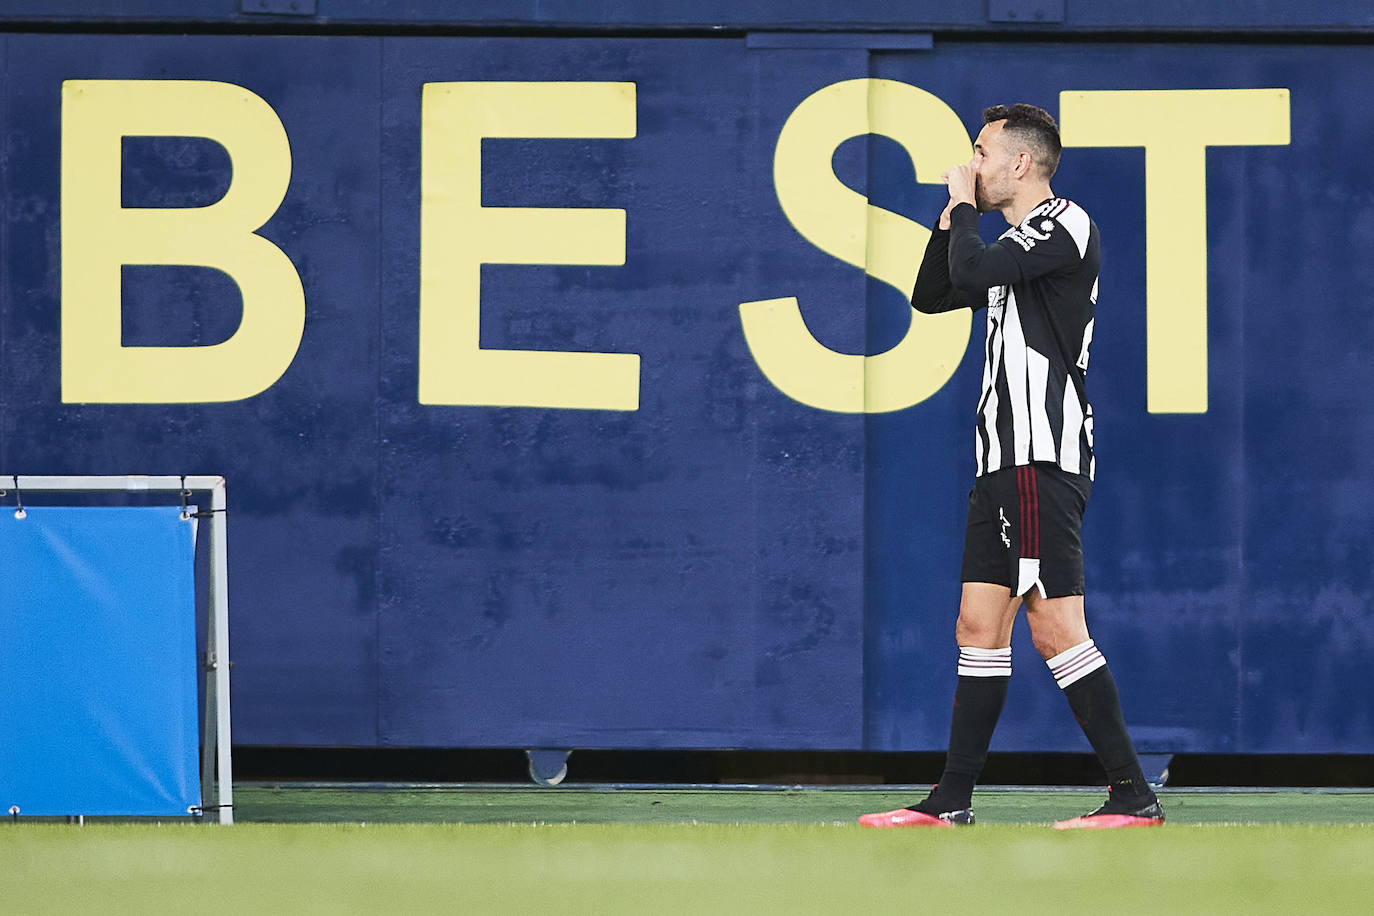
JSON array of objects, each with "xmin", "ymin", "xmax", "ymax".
[
  {"xmin": 1028, "ymin": 616, "xmax": 1090, "ymax": 660},
  {"xmin": 1030, "ymin": 628, "xmax": 1060, "ymax": 660},
  {"xmin": 955, "ymin": 613, "xmax": 998, "ymax": 649}
]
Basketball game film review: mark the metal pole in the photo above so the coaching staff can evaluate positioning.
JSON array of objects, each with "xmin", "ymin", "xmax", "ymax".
[{"xmin": 208, "ymin": 479, "xmax": 234, "ymax": 825}]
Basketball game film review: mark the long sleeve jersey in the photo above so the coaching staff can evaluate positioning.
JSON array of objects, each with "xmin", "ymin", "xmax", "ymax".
[{"xmin": 912, "ymin": 199, "xmax": 1100, "ymax": 479}]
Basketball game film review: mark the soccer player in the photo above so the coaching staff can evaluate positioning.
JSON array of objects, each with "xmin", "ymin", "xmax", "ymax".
[{"xmin": 859, "ymin": 104, "xmax": 1163, "ymax": 830}]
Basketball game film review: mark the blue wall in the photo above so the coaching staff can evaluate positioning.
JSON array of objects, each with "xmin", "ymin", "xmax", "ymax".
[
  {"xmin": 2, "ymin": 1, "xmax": 1374, "ymax": 32},
  {"xmin": 0, "ymin": 30, "xmax": 1369, "ymax": 755}
]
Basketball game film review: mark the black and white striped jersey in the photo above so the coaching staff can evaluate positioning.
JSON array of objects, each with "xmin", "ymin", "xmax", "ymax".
[{"xmin": 912, "ymin": 198, "xmax": 1100, "ymax": 479}]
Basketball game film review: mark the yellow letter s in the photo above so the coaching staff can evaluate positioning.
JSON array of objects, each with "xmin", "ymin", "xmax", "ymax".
[{"xmin": 740, "ymin": 79, "xmax": 973, "ymax": 414}]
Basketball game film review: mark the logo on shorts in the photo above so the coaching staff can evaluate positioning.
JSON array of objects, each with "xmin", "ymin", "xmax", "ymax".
[{"xmin": 998, "ymin": 508, "xmax": 1012, "ymax": 548}]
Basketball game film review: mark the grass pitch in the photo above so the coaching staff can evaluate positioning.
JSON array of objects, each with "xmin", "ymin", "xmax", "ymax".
[{"xmin": 5, "ymin": 787, "xmax": 1374, "ymax": 914}]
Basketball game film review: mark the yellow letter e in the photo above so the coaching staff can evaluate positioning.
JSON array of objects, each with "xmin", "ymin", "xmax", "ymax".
[{"xmin": 418, "ymin": 81, "xmax": 640, "ymax": 411}]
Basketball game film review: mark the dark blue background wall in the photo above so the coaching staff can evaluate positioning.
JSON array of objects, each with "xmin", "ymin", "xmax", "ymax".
[
  {"xmin": 3, "ymin": 1, "xmax": 1374, "ymax": 32},
  {"xmin": 0, "ymin": 19, "xmax": 1369, "ymax": 756}
]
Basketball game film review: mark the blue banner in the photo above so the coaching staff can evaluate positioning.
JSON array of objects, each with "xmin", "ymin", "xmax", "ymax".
[
  {"xmin": 0, "ymin": 34, "xmax": 1368, "ymax": 756},
  {"xmin": 0, "ymin": 507, "xmax": 199, "ymax": 816}
]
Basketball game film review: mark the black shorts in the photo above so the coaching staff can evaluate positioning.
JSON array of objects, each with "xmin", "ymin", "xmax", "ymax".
[{"xmin": 960, "ymin": 462, "xmax": 1092, "ymax": 599}]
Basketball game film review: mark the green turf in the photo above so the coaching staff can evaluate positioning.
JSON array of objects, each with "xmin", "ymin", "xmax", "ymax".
[
  {"xmin": 6, "ymin": 820, "xmax": 1374, "ymax": 914},
  {"xmin": 6, "ymin": 788, "xmax": 1374, "ymax": 914},
  {"xmin": 232, "ymin": 784, "xmax": 1374, "ymax": 826}
]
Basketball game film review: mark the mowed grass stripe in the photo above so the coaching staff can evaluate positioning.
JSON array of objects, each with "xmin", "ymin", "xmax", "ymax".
[{"xmin": 5, "ymin": 821, "xmax": 1374, "ymax": 915}]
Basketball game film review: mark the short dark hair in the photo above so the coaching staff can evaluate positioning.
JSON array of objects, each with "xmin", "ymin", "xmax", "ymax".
[{"xmin": 983, "ymin": 103, "xmax": 1061, "ymax": 179}]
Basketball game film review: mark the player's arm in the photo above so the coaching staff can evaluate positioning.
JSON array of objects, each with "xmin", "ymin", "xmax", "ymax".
[
  {"xmin": 947, "ymin": 202, "xmax": 1079, "ymax": 289},
  {"xmin": 911, "ymin": 220, "xmax": 981, "ymax": 314}
]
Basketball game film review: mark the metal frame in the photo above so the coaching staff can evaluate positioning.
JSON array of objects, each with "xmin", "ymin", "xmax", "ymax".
[{"xmin": 1, "ymin": 475, "xmax": 233, "ymax": 824}]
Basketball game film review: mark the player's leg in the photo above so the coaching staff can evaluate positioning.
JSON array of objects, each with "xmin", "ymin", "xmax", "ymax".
[
  {"xmin": 859, "ymin": 584, "xmax": 1017, "ymax": 828},
  {"xmin": 1026, "ymin": 593, "xmax": 1162, "ymax": 827},
  {"xmin": 860, "ymin": 474, "xmax": 1019, "ymax": 828},
  {"xmin": 954, "ymin": 582, "xmax": 1019, "ymax": 648},
  {"xmin": 1026, "ymin": 592, "xmax": 1148, "ymax": 791},
  {"xmin": 1017, "ymin": 464, "xmax": 1163, "ymax": 828},
  {"xmin": 930, "ymin": 582, "xmax": 1020, "ymax": 806}
]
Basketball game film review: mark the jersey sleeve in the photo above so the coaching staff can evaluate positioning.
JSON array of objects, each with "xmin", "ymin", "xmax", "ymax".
[
  {"xmin": 911, "ymin": 224, "xmax": 982, "ymax": 314},
  {"xmin": 946, "ymin": 202, "xmax": 1084, "ymax": 289}
]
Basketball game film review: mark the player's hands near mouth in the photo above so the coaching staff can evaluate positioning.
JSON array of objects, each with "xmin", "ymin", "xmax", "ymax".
[{"xmin": 940, "ymin": 162, "xmax": 977, "ymax": 228}]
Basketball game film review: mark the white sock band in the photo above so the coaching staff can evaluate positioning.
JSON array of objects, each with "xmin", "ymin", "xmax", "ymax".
[
  {"xmin": 1046, "ymin": 638, "xmax": 1106, "ymax": 689},
  {"xmin": 957, "ymin": 646, "xmax": 1012, "ymax": 678}
]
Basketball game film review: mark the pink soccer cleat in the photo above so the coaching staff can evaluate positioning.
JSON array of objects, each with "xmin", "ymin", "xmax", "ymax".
[
  {"xmin": 858, "ymin": 806, "xmax": 974, "ymax": 828},
  {"xmin": 1053, "ymin": 792, "xmax": 1164, "ymax": 830}
]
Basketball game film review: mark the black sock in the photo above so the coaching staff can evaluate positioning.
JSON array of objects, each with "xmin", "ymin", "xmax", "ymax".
[
  {"xmin": 1060, "ymin": 664, "xmax": 1152, "ymax": 799},
  {"xmin": 914, "ymin": 648, "xmax": 1011, "ymax": 813}
]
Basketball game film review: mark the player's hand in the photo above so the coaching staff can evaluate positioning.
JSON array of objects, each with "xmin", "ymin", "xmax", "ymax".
[{"xmin": 942, "ymin": 162, "xmax": 976, "ymax": 211}]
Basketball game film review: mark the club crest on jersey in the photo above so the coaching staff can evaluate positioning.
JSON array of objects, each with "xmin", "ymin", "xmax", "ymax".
[
  {"xmin": 1006, "ymin": 217, "xmax": 1055, "ymax": 252},
  {"xmin": 1006, "ymin": 227, "xmax": 1037, "ymax": 251}
]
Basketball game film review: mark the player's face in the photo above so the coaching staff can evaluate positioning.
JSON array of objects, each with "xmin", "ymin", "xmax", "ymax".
[{"xmin": 971, "ymin": 121, "xmax": 1016, "ymax": 213}]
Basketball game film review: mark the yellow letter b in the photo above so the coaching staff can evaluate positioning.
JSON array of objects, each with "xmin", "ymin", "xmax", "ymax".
[{"xmin": 61, "ymin": 80, "xmax": 304, "ymax": 403}]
